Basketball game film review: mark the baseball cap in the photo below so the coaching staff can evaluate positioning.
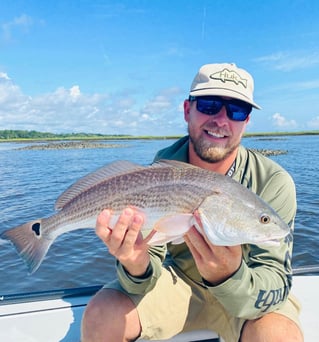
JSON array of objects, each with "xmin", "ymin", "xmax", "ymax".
[{"xmin": 189, "ymin": 63, "xmax": 261, "ymax": 109}]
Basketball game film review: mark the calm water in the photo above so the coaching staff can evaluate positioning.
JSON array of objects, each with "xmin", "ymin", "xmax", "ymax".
[{"xmin": 0, "ymin": 136, "xmax": 318, "ymax": 295}]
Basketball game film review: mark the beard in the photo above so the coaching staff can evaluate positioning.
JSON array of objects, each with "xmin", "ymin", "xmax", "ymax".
[{"xmin": 188, "ymin": 127, "xmax": 240, "ymax": 163}]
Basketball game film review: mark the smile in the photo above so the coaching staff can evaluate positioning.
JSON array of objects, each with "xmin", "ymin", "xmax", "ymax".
[{"xmin": 205, "ymin": 130, "xmax": 227, "ymax": 138}]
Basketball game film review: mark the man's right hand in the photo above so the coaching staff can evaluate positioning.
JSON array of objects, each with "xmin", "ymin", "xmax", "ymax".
[{"xmin": 95, "ymin": 208, "xmax": 151, "ymax": 277}]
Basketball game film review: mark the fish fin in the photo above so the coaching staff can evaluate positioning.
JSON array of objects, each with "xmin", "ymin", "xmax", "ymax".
[
  {"xmin": 1, "ymin": 219, "xmax": 53, "ymax": 274},
  {"xmin": 147, "ymin": 231, "xmax": 185, "ymax": 245},
  {"xmin": 170, "ymin": 236, "xmax": 185, "ymax": 244},
  {"xmin": 146, "ymin": 214, "xmax": 193, "ymax": 245},
  {"xmin": 153, "ymin": 159, "xmax": 197, "ymax": 169},
  {"xmin": 154, "ymin": 213, "xmax": 193, "ymax": 234},
  {"xmin": 56, "ymin": 159, "xmax": 194, "ymax": 210},
  {"xmin": 147, "ymin": 231, "xmax": 170, "ymax": 245},
  {"xmin": 55, "ymin": 160, "xmax": 145, "ymax": 210}
]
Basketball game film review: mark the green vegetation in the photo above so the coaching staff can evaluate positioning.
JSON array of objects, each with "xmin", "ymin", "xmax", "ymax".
[
  {"xmin": 0, "ymin": 130, "xmax": 134, "ymax": 141},
  {"xmin": 0, "ymin": 129, "xmax": 318, "ymax": 142},
  {"xmin": 244, "ymin": 130, "xmax": 319, "ymax": 137}
]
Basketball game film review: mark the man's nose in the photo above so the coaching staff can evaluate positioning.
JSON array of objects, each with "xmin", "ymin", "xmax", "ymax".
[{"xmin": 209, "ymin": 105, "xmax": 228, "ymax": 122}]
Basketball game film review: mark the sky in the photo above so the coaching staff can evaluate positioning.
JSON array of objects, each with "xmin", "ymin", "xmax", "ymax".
[{"xmin": 1, "ymin": 0, "xmax": 319, "ymax": 136}]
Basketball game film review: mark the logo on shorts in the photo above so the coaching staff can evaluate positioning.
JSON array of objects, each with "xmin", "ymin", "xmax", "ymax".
[{"xmin": 210, "ymin": 68, "xmax": 248, "ymax": 88}]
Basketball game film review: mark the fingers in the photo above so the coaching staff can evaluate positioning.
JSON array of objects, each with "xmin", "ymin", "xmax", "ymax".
[
  {"xmin": 113, "ymin": 209, "xmax": 144, "ymax": 250},
  {"xmin": 96, "ymin": 207, "xmax": 145, "ymax": 256},
  {"xmin": 184, "ymin": 226, "xmax": 212, "ymax": 259},
  {"xmin": 95, "ymin": 209, "xmax": 113, "ymax": 242},
  {"xmin": 193, "ymin": 210, "xmax": 203, "ymax": 229},
  {"xmin": 185, "ymin": 226, "xmax": 241, "ymax": 260},
  {"xmin": 110, "ymin": 208, "xmax": 135, "ymax": 248},
  {"xmin": 184, "ymin": 226, "xmax": 242, "ymax": 284},
  {"xmin": 184, "ymin": 227, "xmax": 206, "ymax": 260}
]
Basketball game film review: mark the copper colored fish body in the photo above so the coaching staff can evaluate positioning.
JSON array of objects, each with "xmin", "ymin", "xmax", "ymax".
[{"xmin": 1, "ymin": 160, "xmax": 290, "ymax": 273}]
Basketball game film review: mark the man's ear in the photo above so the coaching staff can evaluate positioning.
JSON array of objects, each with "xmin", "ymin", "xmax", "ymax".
[{"xmin": 184, "ymin": 99, "xmax": 191, "ymax": 122}]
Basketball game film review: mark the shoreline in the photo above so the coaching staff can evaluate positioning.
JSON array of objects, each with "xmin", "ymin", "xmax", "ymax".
[
  {"xmin": 0, "ymin": 130, "xmax": 319, "ymax": 143},
  {"xmin": 8, "ymin": 140, "xmax": 288, "ymax": 156},
  {"xmin": 16, "ymin": 141, "xmax": 127, "ymax": 150}
]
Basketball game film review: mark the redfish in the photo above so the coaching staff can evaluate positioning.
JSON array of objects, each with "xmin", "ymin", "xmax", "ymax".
[{"xmin": 1, "ymin": 160, "xmax": 290, "ymax": 273}]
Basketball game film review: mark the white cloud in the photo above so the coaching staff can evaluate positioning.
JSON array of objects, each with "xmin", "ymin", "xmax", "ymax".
[
  {"xmin": 142, "ymin": 95, "xmax": 172, "ymax": 118},
  {"xmin": 272, "ymin": 113, "xmax": 297, "ymax": 129},
  {"xmin": 307, "ymin": 116, "xmax": 319, "ymax": 129},
  {"xmin": 0, "ymin": 72, "xmax": 10, "ymax": 80},
  {"xmin": 0, "ymin": 72, "xmax": 186, "ymax": 136},
  {"xmin": 70, "ymin": 85, "xmax": 81, "ymax": 100},
  {"xmin": 1, "ymin": 14, "xmax": 33, "ymax": 42},
  {"xmin": 0, "ymin": 74, "xmax": 30, "ymax": 107},
  {"xmin": 255, "ymin": 51, "xmax": 319, "ymax": 72}
]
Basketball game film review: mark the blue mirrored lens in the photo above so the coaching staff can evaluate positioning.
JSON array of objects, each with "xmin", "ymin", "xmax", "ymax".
[
  {"xmin": 194, "ymin": 96, "xmax": 252, "ymax": 121},
  {"xmin": 228, "ymin": 103, "xmax": 251, "ymax": 121},
  {"xmin": 196, "ymin": 98, "xmax": 223, "ymax": 115}
]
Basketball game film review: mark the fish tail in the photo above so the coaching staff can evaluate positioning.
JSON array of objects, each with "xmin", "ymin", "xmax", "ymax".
[{"xmin": 1, "ymin": 219, "xmax": 53, "ymax": 274}]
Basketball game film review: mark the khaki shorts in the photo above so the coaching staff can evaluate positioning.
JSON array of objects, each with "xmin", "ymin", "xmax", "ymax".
[{"xmin": 103, "ymin": 265, "xmax": 302, "ymax": 342}]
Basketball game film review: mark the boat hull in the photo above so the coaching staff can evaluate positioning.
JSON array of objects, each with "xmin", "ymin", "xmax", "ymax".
[{"xmin": 0, "ymin": 275, "xmax": 317, "ymax": 341}]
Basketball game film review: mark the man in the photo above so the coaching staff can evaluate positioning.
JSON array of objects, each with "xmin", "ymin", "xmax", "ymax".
[{"xmin": 81, "ymin": 63, "xmax": 303, "ymax": 341}]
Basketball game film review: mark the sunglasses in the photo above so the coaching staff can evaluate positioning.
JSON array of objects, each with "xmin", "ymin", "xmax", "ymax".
[{"xmin": 189, "ymin": 95, "xmax": 252, "ymax": 121}]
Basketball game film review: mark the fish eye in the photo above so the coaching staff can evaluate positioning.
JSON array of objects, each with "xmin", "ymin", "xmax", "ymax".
[{"xmin": 260, "ymin": 214, "xmax": 271, "ymax": 224}]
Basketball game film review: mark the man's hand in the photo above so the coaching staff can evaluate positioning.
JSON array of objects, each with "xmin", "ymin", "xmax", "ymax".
[
  {"xmin": 95, "ymin": 208, "xmax": 151, "ymax": 277},
  {"xmin": 184, "ymin": 220, "xmax": 242, "ymax": 286}
]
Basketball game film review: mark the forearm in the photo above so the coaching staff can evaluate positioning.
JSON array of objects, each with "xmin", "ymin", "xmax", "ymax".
[
  {"xmin": 116, "ymin": 245, "xmax": 166, "ymax": 295},
  {"xmin": 206, "ymin": 240, "xmax": 293, "ymax": 319}
]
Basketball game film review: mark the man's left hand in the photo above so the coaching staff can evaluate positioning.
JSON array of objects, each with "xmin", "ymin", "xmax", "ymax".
[{"xmin": 184, "ymin": 225, "xmax": 242, "ymax": 286}]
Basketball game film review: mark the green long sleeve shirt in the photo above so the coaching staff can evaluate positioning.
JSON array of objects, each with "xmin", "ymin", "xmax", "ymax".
[{"xmin": 116, "ymin": 136, "xmax": 296, "ymax": 319}]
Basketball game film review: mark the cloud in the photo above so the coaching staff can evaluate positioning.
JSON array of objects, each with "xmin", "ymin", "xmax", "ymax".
[
  {"xmin": 255, "ymin": 51, "xmax": 319, "ymax": 72},
  {"xmin": 272, "ymin": 113, "xmax": 297, "ymax": 129},
  {"xmin": 276, "ymin": 79, "xmax": 319, "ymax": 92},
  {"xmin": 0, "ymin": 72, "xmax": 10, "ymax": 80},
  {"xmin": 70, "ymin": 85, "xmax": 81, "ymax": 99},
  {"xmin": 0, "ymin": 73, "xmax": 29, "ymax": 106},
  {"xmin": 1, "ymin": 14, "xmax": 33, "ymax": 42},
  {"xmin": 139, "ymin": 87, "xmax": 184, "ymax": 131},
  {"xmin": 142, "ymin": 95, "xmax": 173, "ymax": 119},
  {"xmin": 0, "ymin": 72, "xmax": 186, "ymax": 136},
  {"xmin": 307, "ymin": 116, "xmax": 319, "ymax": 129}
]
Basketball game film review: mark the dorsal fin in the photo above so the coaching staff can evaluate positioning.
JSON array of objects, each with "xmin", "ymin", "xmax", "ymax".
[
  {"xmin": 55, "ymin": 160, "xmax": 145, "ymax": 210},
  {"xmin": 154, "ymin": 159, "xmax": 196, "ymax": 169},
  {"xmin": 55, "ymin": 159, "xmax": 193, "ymax": 211}
]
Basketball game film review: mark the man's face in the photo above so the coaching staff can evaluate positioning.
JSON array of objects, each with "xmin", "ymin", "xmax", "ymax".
[{"xmin": 184, "ymin": 97, "xmax": 250, "ymax": 163}]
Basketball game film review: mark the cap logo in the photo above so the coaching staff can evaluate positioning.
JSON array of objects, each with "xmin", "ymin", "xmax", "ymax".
[{"xmin": 210, "ymin": 68, "xmax": 248, "ymax": 88}]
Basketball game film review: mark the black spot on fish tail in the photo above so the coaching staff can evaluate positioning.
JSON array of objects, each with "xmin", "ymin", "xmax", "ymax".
[
  {"xmin": 1, "ymin": 219, "xmax": 53, "ymax": 273},
  {"xmin": 32, "ymin": 222, "xmax": 41, "ymax": 236}
]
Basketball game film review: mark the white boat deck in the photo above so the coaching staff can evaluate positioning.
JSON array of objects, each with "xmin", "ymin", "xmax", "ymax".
[{"xmin": 0, "ymin": 275, "xmax": 317, "ymax": 341}]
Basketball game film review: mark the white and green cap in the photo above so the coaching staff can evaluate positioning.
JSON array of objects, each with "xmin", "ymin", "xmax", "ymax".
[{"xmin": 190, "ymin": 63, "xmax": 261, "ymax": 109}]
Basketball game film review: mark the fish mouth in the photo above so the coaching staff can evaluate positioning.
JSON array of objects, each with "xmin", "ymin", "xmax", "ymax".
[{"xmin": 253, "ymin": 233, "xmax": 289, "ymax": 247}]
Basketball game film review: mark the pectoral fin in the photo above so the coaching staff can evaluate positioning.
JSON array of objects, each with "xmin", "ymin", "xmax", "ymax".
[
  {"xmin": 154, "ymin": 213, "xmax": 193, "ymax": 234},
  {"xmin": 147, "ymin": 214, "xmax": 193, "ymax": 245}
]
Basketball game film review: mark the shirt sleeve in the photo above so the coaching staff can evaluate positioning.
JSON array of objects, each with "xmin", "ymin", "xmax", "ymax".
[{"xmin": 116, "ymin": 244, "xmax": 167, "ymax": 295}]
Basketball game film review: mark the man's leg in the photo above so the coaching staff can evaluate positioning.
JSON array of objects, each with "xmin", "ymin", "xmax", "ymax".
[
  {"xmin": 81, "ymin": 289, "xmax": 141, "ymax": 342},
  {"xmin": 240, "ymin": 312, "xmax": 303, "ymax": 342}
]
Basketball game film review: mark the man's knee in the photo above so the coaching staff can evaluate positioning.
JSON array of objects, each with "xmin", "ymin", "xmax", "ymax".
[
  {"xmin": 82, "ymin": 289, "xmax": 110, "ymax": 326},
  {"xmin": 81, "ymin": 288, "xmax": 141, "ymax": 342},
  {"xmin": 240, "ymin": 312, "xmax": 303, "ymax": 342}
]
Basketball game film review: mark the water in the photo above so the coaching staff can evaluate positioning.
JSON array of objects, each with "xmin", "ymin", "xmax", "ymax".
[{"xmin": 0, "ymin": 136, "xmax": 318, "ymax": 295}]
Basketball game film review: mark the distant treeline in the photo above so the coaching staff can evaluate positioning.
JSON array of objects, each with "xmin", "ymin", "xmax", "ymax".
[
  {"xmin": 0, "ymin": 130, "xmax": 132, "ymax": 140},
  {"xmin": 1, "ymin": 129, "xmax": 318, "ymax": 141}
]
